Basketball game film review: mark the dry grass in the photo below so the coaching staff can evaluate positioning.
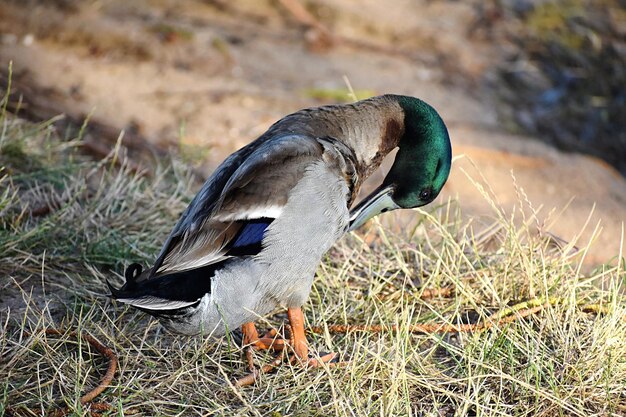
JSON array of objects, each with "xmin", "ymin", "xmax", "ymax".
[{"xmin": 1, "ymin": 104, "xmax": 625, "ymax": 416}]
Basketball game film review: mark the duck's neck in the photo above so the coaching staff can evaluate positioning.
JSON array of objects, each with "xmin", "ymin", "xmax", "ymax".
[{"xmin": 277, "ymin": 95, "xmax": 406, "ymax": 179}]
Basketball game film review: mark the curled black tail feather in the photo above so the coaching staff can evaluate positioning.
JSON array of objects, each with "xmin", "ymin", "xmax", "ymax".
[
  {"xmin": 124, "ymin": 263, "xmax": 143, "ymax": 288},
  {"xmin": 107, "ymin": 262, "xmax": 143, "ymax": 298}
]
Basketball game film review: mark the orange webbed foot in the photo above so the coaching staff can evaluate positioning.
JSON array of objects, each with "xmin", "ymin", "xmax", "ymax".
[{"xmin": 235, "ymin": 308, "xmax": 341, "ymax": 387}]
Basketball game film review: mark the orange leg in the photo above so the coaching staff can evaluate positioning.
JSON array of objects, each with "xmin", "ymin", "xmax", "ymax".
[
  {"xmin": 235, "ymin": 310, "xmax": 337, "ymax": 387},
  {"xmin": 241, "ymin": 322, "xmax": 259, "ymax": 345},
  {"xmin": 287, "ymin": 308, "xmax": 308, "ymax": 362},
  {"xmin": 241, "ymin": 322, "xmax": 259, "ymax": 372},
  {"xmin": 241, "ymin": 322, "xmax": 286, "ymax": 351},
  {"xmin": 287, "ymin": 307, "xmax": 336, "ymax": 367},
  {"xmin": 241, "ymin": 322, "xmax": 287, "ymax": 372}
]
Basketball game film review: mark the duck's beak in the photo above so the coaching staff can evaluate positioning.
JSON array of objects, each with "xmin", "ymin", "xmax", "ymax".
[{"xmin": 348, "ymin": 184, "xmax": 399, "ymax": 231}]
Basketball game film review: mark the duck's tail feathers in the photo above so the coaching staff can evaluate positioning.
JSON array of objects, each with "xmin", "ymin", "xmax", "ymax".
[{"xmin": 107, "ymin": 262, "xmax": 219, "ymax": 313}]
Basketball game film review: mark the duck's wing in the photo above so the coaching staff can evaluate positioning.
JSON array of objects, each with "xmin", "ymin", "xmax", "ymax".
[{"xmin": 151, "ymin": 134, "xmax": 358, "ymax": 277}]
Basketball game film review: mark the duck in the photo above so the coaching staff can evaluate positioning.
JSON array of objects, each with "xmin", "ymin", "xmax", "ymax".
[{"xmin": 108, "ymin": 94, "xmax": 452, "ymax": 372}]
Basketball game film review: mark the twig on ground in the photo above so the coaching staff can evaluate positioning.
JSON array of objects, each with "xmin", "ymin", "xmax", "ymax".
[
  {"xmin": 308, "ymin": 304, "xmax": 548, "ymax": 335},
  {"xmin": 6, "ymin": 328, "xmax": 117, "ymax": 417}
]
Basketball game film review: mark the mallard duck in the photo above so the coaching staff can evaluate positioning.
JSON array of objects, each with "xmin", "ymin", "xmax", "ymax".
[{"xmin": 108, "ymin": 94, "xmax": 451, "ymax": 370}]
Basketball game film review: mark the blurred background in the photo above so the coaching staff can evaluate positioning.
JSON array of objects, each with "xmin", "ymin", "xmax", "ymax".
[{"xmin": 1, "ymin": 0, "xmax": 625, "ymax": 265}]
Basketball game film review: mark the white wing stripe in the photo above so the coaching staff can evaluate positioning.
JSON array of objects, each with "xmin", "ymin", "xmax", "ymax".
[{"xmin": 213, "ymin": 205, "xmax": 283, "ymax": 221}]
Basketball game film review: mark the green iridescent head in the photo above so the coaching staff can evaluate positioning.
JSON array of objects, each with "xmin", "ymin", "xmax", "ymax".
[
  {"xmin": 349, "ymin": 95, "xmax": 452, "ymax": 230},
  {"xmin": 386, "ymin": 96, "xmax": 452, "ymax": 208}
]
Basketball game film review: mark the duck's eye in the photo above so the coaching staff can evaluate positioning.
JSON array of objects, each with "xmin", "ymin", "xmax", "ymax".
[{"xmin": 419, "ymin": 189, "xmax": 432, "ymax": 201}]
